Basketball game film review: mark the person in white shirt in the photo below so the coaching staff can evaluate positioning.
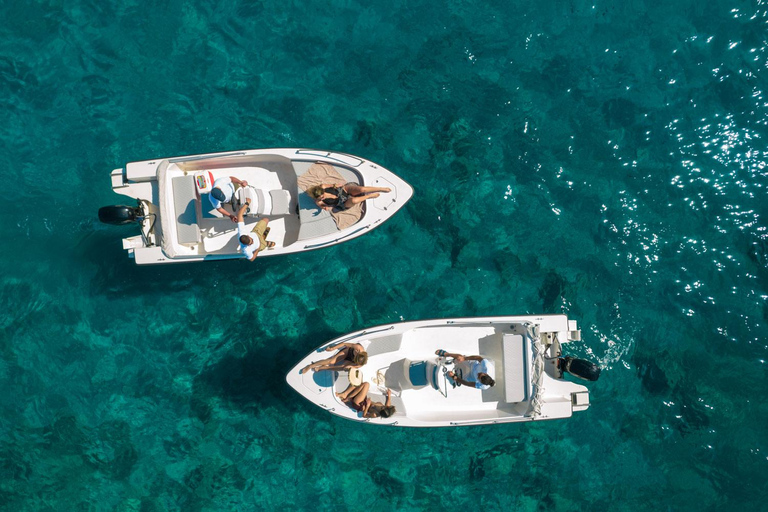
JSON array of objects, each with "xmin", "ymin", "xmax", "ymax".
[
  {"xmin": 435, "ymin": 350, "xmax": 496, "ymax": 390},
  {"xmin": 210, "ymin": 176, "xmax": 249, "ymax": 222},
  {"xmin": 235, "ymin": 202, "xmax": 274, "ymax": 261}
]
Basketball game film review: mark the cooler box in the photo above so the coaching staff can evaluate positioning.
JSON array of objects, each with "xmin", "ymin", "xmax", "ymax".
[{"xmin": 194, "ymin": 172, "xmax": 214, "ymax": 193}]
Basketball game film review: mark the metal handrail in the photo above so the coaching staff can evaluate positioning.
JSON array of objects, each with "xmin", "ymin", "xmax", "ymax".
[
  {"xmin": 449, "ymin": 419, "xmax": 500, "ymax": 426},
  {"xmin": 168, "ymin": 152, "xmax": 246, "ymax": 163},
  {"xmin": 318, "ymin": 326, "xmax": 395, "ymax": 351},
  {"xmin": 294, "ymin": 149, "xmax": 364, "ymax": 167}
]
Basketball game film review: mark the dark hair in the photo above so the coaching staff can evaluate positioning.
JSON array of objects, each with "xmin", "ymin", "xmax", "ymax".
[
  {"xmin": 380, "ymin": 406, "xmax": 396, "ymax": 418},
  {"xmin": 353, "ymin": 351, "xmax": 368, "ymax": 366},
  {"xmin": 479, "ymin": 374, "xmax": 495, "ymax": 387},
  {"xmin": 239, "ymin": 235, "xmax": 251, "ymax": 245}
]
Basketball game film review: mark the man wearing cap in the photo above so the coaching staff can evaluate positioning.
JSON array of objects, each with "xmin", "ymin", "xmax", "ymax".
[
  {"xmin": 235, "ymin": 201, "xmax": 274, "ymax": 261},
  {"xmin": 434, "ymin": 350, "xmax": 496, "ymax": 390},
  {"xmin": 209, "ymin": 176, "xmax": 249, "ymax": 222}
]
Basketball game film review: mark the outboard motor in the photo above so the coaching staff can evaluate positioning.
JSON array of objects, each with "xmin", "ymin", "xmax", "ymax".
[
  {"xmin": 560, "ymin": 356, "xmax": 601, "ymax": 381},
  {"xmin": 98, "ymin": 205, "xmax": 141, "ymax": 225}
]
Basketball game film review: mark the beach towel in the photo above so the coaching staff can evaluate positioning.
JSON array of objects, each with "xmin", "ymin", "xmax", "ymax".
[{"xmin": 297, "ymin": 162, "xmax": 363, "ymax": 230}]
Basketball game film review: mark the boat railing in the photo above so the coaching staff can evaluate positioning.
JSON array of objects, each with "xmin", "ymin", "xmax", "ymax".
[
  {"xmin": 168, "ymin": 152, "xmax": 247, "ymax": 164},
  {"xmin": 294, "ymin": 149, "xmax": 364, "ymax": 167},
  {"xmin": 318, "ymin": 325, "xmax": 395, "ymax": 351},
  {"xmin": 449, "ymin": 419, "xmax": 500, "ymax": 426}
]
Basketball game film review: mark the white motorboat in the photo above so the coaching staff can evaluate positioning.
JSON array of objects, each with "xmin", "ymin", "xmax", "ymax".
[
  {"xmin": 99, "ymin": 148, "xmax": 413, "ymax": 264},
  {"xmin": 286, "ymin": 315, "xmax": 600, "ymax": 427}
]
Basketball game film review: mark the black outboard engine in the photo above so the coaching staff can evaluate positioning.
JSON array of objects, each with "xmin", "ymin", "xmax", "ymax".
[
  {"xmin": 98, "ymin": 205, "xmax": 140, "ymax": 225},
  {"xmin": 560, "ymin": 356, "xmax": 601, "ymax": 381}
]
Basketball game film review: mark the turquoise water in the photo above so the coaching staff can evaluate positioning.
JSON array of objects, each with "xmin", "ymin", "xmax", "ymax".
[{"xmin": 1, "ymin": 0, "xmax": 767, "ymax": 510}]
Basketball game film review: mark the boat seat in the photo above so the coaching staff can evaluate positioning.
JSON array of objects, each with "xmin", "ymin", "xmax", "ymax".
[
  {"xmin": 502, "ymin": 334, "xmax": 529, "ymax": 403},
  {"xmin": 297, "ymin": 191, "xmax": 338, "ymax": 240},
  {"xmin": 172, "ymin": 175, "xmax": 201, "ymax": 245},
  {"xmin": 235, "ymin": 187, "xmax": 292, "ymax": 216},
  {"xmin": 382, "ymin": 358, "xmax": 437, "ymax": 392},
  {"xmin": 403, "ymin": 359, "xmax": 439, "ymax": 390},
  {"xmin": 408, "ymin": 361, "xmax": 429, "ymax": 387}
]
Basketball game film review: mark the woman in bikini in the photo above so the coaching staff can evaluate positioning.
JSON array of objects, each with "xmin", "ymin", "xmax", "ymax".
[
  {"xmin": 299, "ymin": 342, "xmax": 368, "ymax": 374},
  {"xmin": 306, "ymin": 183, "xmax": 392, "ymax": 211},
  {"xmin": 336, "ymin": 383, "xmax": 396, "ymax": 419}
]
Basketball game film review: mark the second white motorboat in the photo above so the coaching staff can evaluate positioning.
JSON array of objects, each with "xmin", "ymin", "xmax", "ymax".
[{"xmin": 287, "ymin": 315, "xmax": 600, "ymax": 427}]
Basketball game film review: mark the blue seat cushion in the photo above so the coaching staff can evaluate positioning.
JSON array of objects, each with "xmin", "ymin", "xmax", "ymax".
[{"xmin": 408, "ymin": 361, "xmax": 428, "ymax": 387}]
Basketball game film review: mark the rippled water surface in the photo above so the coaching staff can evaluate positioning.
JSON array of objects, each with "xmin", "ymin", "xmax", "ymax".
[{"xmin": 1, "ymin": 0, "xmax": 767, "ymax": 510}]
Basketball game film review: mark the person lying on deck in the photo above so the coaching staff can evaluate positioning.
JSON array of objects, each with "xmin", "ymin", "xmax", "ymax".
[
  {"xmin": 236, "ymin": 202, "xmax": 274, "ymax": 261},
  {"xmin": 210, "ymin": 175, "xmax": 249, "ymax": 222},
  {"xmin": 299, "ymin": 342, "xmax": 368, "ymax": 374},
  {"xmin": 337, "ymin": 382, "xmax": 396, "ymax": 419},
  {"xmin": 435, "ymin": 350, "xmax": 496, "ymax": 390},
  {"xmin": 306, "ymin": 183, "xmax": 391, "ymax": 211}
]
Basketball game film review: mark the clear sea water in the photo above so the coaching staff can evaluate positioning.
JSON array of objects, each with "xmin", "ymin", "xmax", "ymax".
[{"xmin": 1, "ymin": 0, "xmax": 767, "ymax": 510}]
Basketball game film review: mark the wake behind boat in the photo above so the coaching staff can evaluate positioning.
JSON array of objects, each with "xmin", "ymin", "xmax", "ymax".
[
  {"xmin": 286, "ymin": 315, "xmax": 600, "ymax": 427},
  {"xmin": 98, "ymin": 148, "xmax": 413, "ymax": 264}
]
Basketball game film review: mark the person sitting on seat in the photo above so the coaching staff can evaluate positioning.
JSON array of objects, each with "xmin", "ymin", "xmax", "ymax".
[
  {"xmin": 210, "ymin": 175, "xmax": 249, "ymax": 222},
  {"xmin": 299, "ymin": 342, "xmax": 368, "ymax": 374},
  {"xmin": 235, "ymin": 202, "xmax": 274, "ymax": 261},
  {"xmin": 337, "ymin": 383, "xmax": 396, "ymax": 419},
  {"xmin": 306, "ymin": 183, "xmax": 391, "ymax": 211},
  {"xmin": 435, "ymin": 350, "xmax": 496, "ymax": 390}
]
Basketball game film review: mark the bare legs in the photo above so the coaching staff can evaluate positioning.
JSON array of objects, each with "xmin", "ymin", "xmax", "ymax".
[
  {"xmin": 344, "ymin": 184, "xmax": 391, "ymax": 196},
  {"xmin": 341, "ymin": 184, "xmax": 391, "ymax": 208},
  {"xmin": 336, "ymin": 382, "xmax": 370, "ymax": 406},
  {"xmin": 299, "ymin": 348, "xmax": 350, "ymax": 374}
]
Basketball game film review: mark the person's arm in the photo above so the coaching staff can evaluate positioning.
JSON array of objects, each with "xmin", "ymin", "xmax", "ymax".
[
  {"xmin": 440, "ymin": 352, "xmax": 466, "ymax": 362},
  {"xmin": 315, "ymin": 196, "xmax": 332, "ymax": 211},
  {"xmin": 385, "ymin": 389, "xmax": 392, "ymax": 408},
  {"xmin": 442, "ymin": 353, "xmax": 483, "ymax": 362},
  {"xmin": 230, "ymin": 176, "xmax": 248, "ymax": 187},
  {"xmin": 217, "ymin": 206, "xmax": 237, "ymax": 222},
  {"xmin": 455, "ymin": 376, "xmax": 475, "ymax": 387},
  {"xmin": 363, "ymin": 399, "xmax": 378, "ymax": 418},
  {"xmin": 447, "ymin": 371, "xmax": 474, "ymax": 388},
  {"xmin": 236, "ymin": 201, "xmax": 250, "ymax": 223}
]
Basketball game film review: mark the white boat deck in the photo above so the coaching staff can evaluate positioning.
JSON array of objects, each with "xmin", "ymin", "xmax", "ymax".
[
  {"xmin": 195, "ymin": 164, "xmax": 301, "ymax": 254},
  {"xmin": 288, "ymin": 316, "xmax": 590, "ymax": 427},
  {"xmin": 106, "ymin": 148, "xmax": 413, "ymax": 264}
]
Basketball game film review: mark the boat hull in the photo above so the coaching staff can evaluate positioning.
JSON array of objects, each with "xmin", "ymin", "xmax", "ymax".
[
  {"xmin": 286, "ymin": 315, "xmax": 592, "ymax": 427},
  {"xmin": 105, "ymin": 148, "xmax": 413, "ymax": 264}
]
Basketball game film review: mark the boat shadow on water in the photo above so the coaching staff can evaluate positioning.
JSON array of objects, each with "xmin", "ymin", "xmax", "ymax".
[
  {"xmin": 86, "ymin": 237, "xmax": 287, "ymax": 300},
  {"xmin": 190, "ymin": 323, "xmax": 343, "ymax": 421},
  {"xmin": 191, "ymin": 340, "xmax": 301, "ymax": 421}
]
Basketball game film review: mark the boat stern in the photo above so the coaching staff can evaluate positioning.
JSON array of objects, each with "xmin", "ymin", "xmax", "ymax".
[{"xmin": 571, "ymin": 390, "xmax": 591, "ymax": 412}]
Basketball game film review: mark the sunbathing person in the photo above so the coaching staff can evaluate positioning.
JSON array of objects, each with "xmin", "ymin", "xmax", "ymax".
[
  {"xmin": 336, "ymin": 383, "xmax": 396, "ymax": 419},
  {"xmin": 299, "ymin": 342, "xmax": 368, "ymax": 374},
  {"xmin": 306, "ymin": 183, "xmax": 391, "ymax": 211},
  {"xmin": 435, "ymin": 350, "xmax": 496, "ymax": 390}
]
